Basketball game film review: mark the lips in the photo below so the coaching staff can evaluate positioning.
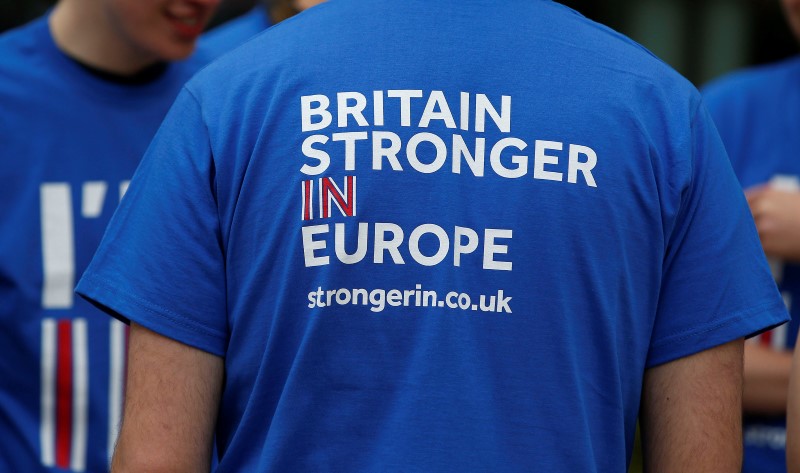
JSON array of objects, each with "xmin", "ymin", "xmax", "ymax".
[
  {"xmin": 167, "ymin": 14, "xmax": 205, "ymax": 39},
  {"xmin": 165, "ymin": 4, "xmax": 210, "ymax": 40}
]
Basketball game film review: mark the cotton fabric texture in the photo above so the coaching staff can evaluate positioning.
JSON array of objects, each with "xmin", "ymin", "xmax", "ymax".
[{"xmin": 79, "ymin": 0, "xmax": 788, "ymax": 471}]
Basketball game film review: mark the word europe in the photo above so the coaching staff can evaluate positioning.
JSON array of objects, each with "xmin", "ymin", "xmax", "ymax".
[{"xmin": 300, "ymin": 90, "xmax": 599, "ymax": 187}]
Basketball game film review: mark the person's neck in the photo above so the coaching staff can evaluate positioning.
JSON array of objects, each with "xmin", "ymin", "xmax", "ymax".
[
  {"xmin": 49, "ymin": 1, "xmax": 160, "ymax": 76},
  {"xmin": 71, "ymin": 56, "xmax": 169, "ymax": 85}
]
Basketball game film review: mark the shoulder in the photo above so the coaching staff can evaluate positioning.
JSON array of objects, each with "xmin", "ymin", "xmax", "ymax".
[
  {"xmin": 185, "ymin": 0, "xmax": 702, "ymax": 150},
  {"xmin": 0, "ymin": 16, "xmax": 48, "ymax": 72},
  {"xmin": 543, "ymin": 1, "xmax": 698, "ymax": 99},
  {"xmin": 193, "ymin": 0, "xmax": 694, "ymax": 91},
  {"xmin": 0, "ymin": 16, "xmax": 57, "ymax": 111}
]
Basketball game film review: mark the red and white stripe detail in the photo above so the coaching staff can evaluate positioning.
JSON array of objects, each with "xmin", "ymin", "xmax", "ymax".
[
  {"xmin": 758, "ymin": 323, "xmax": 789, "ymax": 350},
  {"xmin": 320, "ymin": 176, "xmax": 356, "ymax": 219},
  {"xmin": 40, "ymin": 318, "xmax": 88, "ymax": 471},
  {"xmin": 107, "ymin": 319, "xmax": 128, "ymax": 465},
  {"xmin": 302, "ymin": 180, "xmax": 314, "ymax": 221},
  {"xmin": 40, "ymin": 184, "xmax": 75, "ymax": 310}
]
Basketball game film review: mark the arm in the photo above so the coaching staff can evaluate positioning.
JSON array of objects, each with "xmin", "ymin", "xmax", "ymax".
[
  {"xmin": 742, "ymin": 343, "xmax": 792, "ymax": 415},
  {"xmin": 111, "ymin": 323, "xmax": 224, "ymax": 473},
  {"xmin": 746, "ymin": 187, "xmax": 800, "ymax": 262},
  {"xmin": 786, "ymin": 335, "xmax": 800, "ymax": 473},
  {"xmin": 640, "ymin": 339, "xmax": 744, "ymax": 472}
]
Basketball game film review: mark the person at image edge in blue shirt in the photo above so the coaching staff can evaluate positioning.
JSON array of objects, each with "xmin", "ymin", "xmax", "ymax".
[
  {"xmin": 0, "ymin": 0, "xmax": 221, "ymax": 471},
  {"xmin": 703, "ymin": 0, "xmax": 800, "ymax": 471}
]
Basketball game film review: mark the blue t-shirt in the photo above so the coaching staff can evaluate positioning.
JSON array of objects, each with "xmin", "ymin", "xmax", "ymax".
[
  {"xmin": 198, "ymin": 7, "xmax": 271, "ymax": 61},
  {"xmin": 0, "ymin": 15, "xmax": 213, "ymax": 473},
  {"xmin": 703, "ymin": 55, "xmax": 800, "ymax": 473},
  {"xmin": 78, "ymin": 1, "xmax": 788, "ymax": 471}
]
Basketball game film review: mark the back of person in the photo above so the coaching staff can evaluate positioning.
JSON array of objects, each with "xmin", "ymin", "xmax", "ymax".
[{"xmin": 78, "ymin": 0, "xmax": 785, "ymax": 471}]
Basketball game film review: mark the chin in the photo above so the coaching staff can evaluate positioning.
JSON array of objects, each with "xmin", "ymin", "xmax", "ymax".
[{"xmin": 152, "ymin": 42, "xmax": 197, "ymax": 61}]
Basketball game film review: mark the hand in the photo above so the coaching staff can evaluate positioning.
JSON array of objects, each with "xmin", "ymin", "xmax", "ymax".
[{"xmin": 745, "ymin": 185, "xmax": 800, "ymax": 262}]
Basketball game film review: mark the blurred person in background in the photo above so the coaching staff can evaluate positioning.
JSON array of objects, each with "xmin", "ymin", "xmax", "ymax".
[
  {"xmin": 0, "ymin": 0, "xmax": 221, "ymax": 471},
  {"xmin": 76, "ymin": 0, "xmax": 787, "ymax": 471},
  {"xmin": 702, "ymin": 1, "xmax": 800, "ymax": 472},
  {"xmin": 199, "ymin": 0, "xmax": 325, "ymax": 58},
  {"xmin": 787, "ymin": 333, "xmax": 800, "ymax": 471}
]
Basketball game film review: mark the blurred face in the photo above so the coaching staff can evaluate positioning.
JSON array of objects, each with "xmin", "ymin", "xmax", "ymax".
[
  {"xmin": 783, "ymin": 0, "xmax": 800, "ymax": 41},
  {"xmin": 104, "ymin": 0, "xmax": 221, "ymax": 62}
]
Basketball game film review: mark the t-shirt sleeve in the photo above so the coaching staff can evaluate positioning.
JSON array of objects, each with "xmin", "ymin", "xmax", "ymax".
[
  {"xmin": 76, "ymin": 88, "xmax": 228, "ymax": 357},
  {"xmin": 646, "ymin": 103, "xmax": 789, "ymax": 368}
]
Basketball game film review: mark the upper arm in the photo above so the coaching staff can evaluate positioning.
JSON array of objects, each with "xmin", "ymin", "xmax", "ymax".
[
  {"xmin": 640, "ymin": 339, "xmax": 744, "ymax": 473},
  {"xmin": 112, "ymin": 323, "xmax": 224, "ymax": 473}
]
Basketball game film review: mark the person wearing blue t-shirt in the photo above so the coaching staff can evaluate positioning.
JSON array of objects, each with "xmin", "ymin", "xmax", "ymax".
[
  {"xmin": 199, "ymin": 3, "xmax": 272, "ymax": 59},
  {"xmin": 199, "ymin": 0, "xmax": 326, "ymax": 59},
  {"xmin": 702, "ymin": 1, "xmax": 800, "ymax": 471},
  {"xmin": 789, "ymin": 334, "xmax": 800, "ymax": 471},
  {"xmin": 77, "ymin": 1, "xmax": 789, "ymax": 471},
  {"xmin": 0, "ymin": 0, "xmax": 222, "ymax": 471}
]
